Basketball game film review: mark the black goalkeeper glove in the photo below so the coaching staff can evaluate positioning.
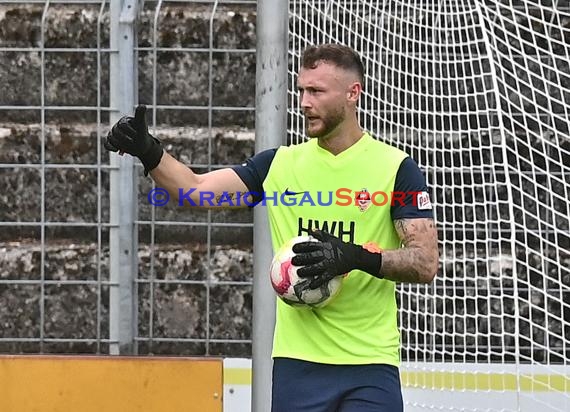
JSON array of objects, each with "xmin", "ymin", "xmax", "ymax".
[
  {"xmin": 104, "ymin": 104, "xmax": 164, "ymax": 175},
  {"xmin": 291, "ymin": 229, "xmax": 383, "ymax": 289}
]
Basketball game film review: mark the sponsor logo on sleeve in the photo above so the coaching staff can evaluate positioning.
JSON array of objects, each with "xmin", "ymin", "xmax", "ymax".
[{"xmin": 417, "ymin": 191, "xmax": 432, "ymax": 210}]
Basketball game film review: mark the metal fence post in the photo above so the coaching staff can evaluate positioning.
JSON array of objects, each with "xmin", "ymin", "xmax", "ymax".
[
  {"xmin": 109, "ymin": 0, "xmax": 138, "ymax": 355},
  {"xmin": 253, "ymin": 0, "xmax": 288, "ymax": 410}
]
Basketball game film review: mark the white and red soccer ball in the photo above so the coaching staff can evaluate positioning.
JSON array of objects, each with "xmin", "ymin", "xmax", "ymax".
[{"xmin": 269, "ymin": 235, "xmax": 343, "ymax": 308}]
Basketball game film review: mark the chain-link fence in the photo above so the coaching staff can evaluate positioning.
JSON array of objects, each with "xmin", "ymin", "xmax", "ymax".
[{"xmin": 0, "ymin": 0, "xmax": 258, "ymax": 357}]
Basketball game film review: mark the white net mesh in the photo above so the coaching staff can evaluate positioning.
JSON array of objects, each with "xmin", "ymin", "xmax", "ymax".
[{"xmin": 288, "ymin": 1, "xmax": 570, "ymax": 410}]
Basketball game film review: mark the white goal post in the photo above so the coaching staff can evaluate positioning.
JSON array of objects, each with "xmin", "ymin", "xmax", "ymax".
[{"xmin": 288, "ymin": 1, "xmax": 570, "ymax": 411}]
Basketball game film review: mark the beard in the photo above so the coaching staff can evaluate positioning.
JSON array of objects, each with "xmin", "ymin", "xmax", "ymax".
[{"xmin": 305, "ymin": 105, "xmax": 345, "ymax": 138}]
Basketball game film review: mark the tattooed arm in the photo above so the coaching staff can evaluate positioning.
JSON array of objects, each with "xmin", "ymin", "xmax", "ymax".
[{"xmin": 380, "ymin": 218, "xmax": 439, "ymax": 284}]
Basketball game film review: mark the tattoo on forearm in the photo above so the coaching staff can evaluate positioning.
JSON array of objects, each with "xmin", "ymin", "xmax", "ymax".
[
  {"xmin": 214, "ymin": 192, "xmax": 237, "ymax": 204},
  {"xmin": 381, "ymin": 218, "xmax": 439, "ymax": 284}
]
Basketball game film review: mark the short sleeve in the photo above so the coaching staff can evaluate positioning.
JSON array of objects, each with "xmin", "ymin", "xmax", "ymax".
[
  {"xmin": 391, "ymin": 157, "xmax": 434, "ymax": 220},
  {"xmin": 231, "ymin": 148, "xmax": 277, "ymax": 204}
]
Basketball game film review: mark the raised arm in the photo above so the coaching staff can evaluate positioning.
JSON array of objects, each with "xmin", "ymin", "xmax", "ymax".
[
  {"xmin": 150, "ymin": 152, "xmax": 249, "ymax": 207},
  {"xmin": 105, "ymin": 105, "xmax": 250, "ymax": 208}
]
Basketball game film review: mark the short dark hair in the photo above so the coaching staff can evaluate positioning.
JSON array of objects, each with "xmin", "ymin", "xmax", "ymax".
[{"xmin": 301, "ymin": 44, "xmax": 365, "ymax": 84}]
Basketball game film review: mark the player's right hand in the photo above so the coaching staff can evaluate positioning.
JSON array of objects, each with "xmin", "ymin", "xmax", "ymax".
[{"xmin": 104, "ymin": 104, "xmax": 164, "ymax": 175}]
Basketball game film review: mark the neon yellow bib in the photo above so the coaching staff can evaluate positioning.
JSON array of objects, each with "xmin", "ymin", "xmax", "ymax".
[{"xmin": 263, "ymin": 133, "xmax": 408, "ymax": 366}]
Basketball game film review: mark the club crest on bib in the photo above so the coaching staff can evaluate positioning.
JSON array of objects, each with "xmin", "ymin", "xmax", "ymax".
[{"xmin": 355, "ymin": 188, "xmax": 371, "ymax": 212}]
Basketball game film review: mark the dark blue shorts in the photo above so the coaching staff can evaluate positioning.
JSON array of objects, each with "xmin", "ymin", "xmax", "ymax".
[{"xmin": 271, "ymin": 358, "xmax": 404, "ymax": 412}]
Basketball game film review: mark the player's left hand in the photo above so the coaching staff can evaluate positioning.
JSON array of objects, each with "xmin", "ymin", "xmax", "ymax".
[{"xmin": 291, "ymin": 230, "xmax": 383, "ymax": 289}]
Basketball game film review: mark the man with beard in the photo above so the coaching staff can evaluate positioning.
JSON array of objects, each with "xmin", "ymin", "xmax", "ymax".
[{"xmin": 105, "ymin": 43, "xmax": 439, "ymax": 412}]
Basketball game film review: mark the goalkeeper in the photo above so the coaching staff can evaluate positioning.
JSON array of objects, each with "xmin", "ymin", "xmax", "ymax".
[{"xmin": 105, "ymin": 43, "xmax": 439, "ymax": 412}]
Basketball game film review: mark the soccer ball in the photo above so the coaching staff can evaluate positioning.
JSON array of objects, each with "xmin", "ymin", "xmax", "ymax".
[{"xmin": 269, "ymin": 235, "xmax": 343, "ymax": 308}]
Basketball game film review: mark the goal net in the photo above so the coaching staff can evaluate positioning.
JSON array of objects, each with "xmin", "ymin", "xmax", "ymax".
[{"xmin": 288, "ymin": 1, "xmax": 570, "ymax": 411}]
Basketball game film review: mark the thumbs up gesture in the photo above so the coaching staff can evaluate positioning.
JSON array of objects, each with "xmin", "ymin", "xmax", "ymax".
[{"xmin": 104, "ymin": 104, "xmax": 164, "ymax": 175}]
